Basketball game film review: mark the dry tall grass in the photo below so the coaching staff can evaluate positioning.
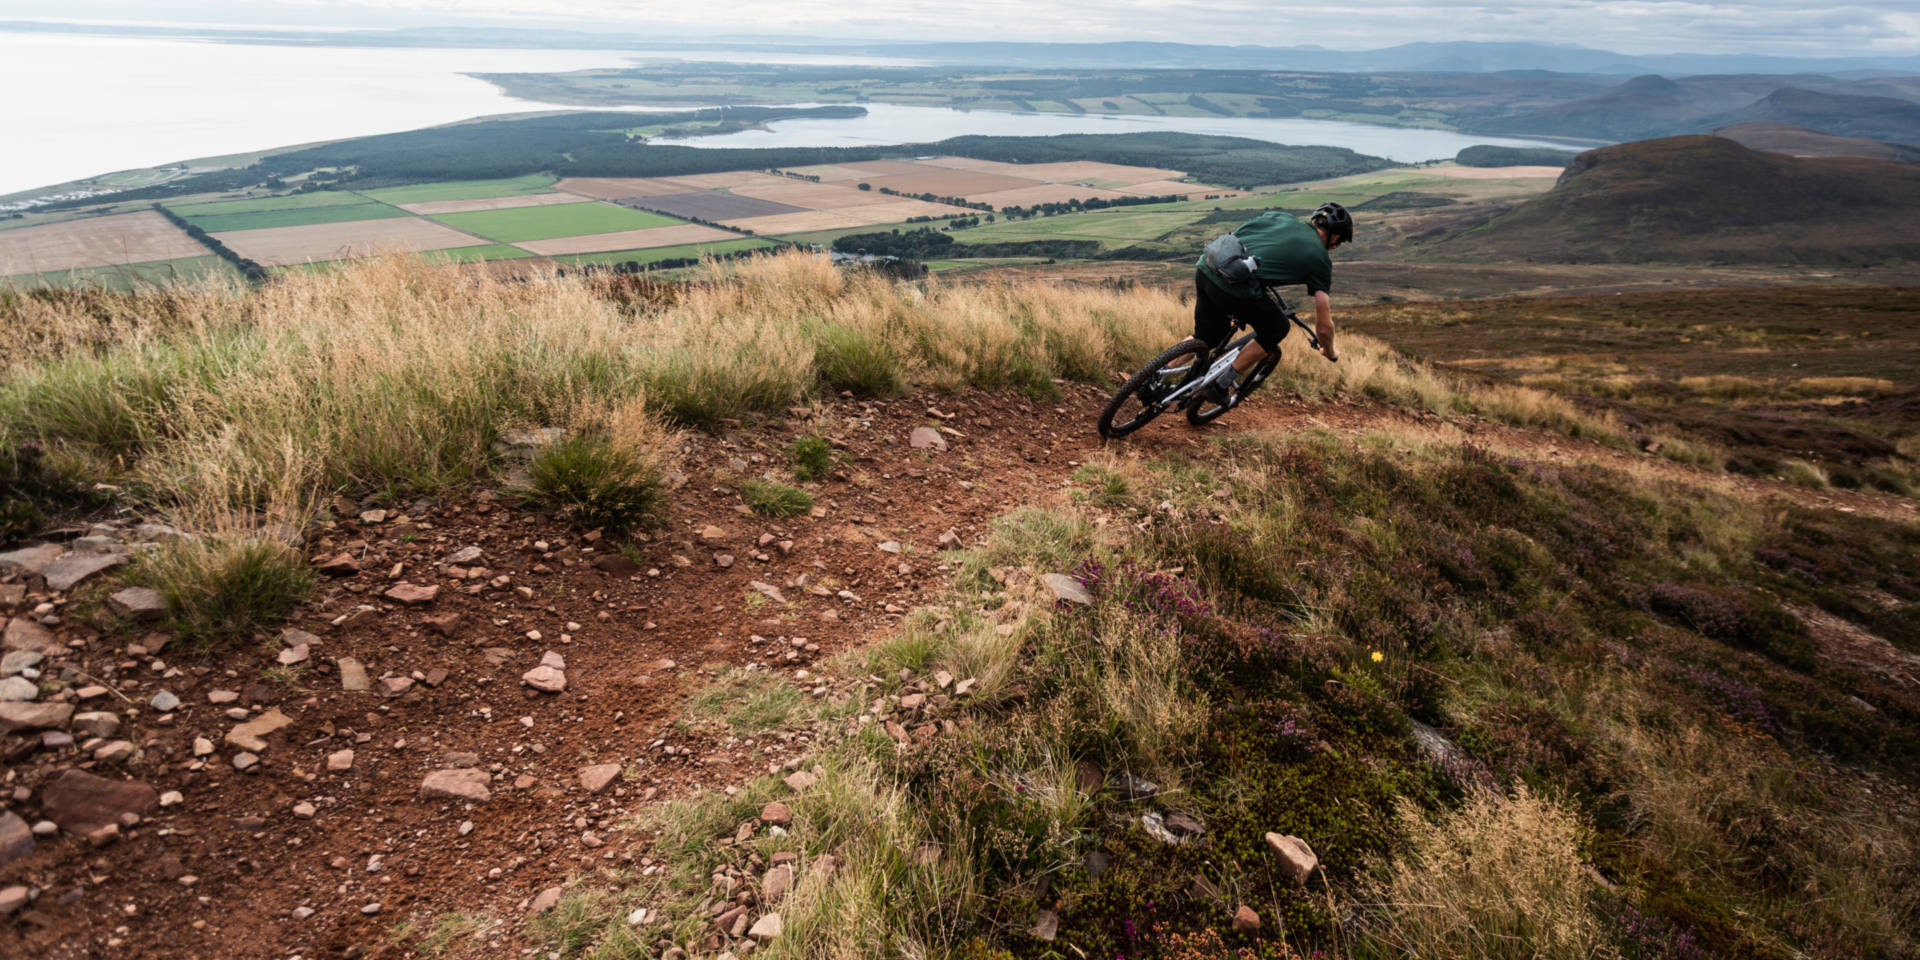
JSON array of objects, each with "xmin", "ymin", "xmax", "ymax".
[
  {"xmin": 0, "ymin": 252, "xmax": 1186, "ymax": 529},
  {"xmin": 1357, "ymin": 787, "xmax": 1618, "ymax": 960}
]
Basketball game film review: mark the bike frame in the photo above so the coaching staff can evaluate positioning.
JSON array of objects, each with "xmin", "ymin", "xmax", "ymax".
[{"xmin": 1149, "ymin": 302, "xmax": 1321, "ymax": 412}]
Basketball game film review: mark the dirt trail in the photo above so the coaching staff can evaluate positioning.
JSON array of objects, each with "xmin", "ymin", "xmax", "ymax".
[{"xmin": 1, "ymin": 384, "xmax": 1910, "ymax": 960}]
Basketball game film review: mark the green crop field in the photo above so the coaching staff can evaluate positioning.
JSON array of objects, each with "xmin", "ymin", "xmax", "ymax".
[
  {"xmin": 3, "ymin": 255, "xmax": 239, "ymax": 291},
  {"xmin": 421, "ymin": 243, "xmax": 540, "ymax": 263},
  {"xmin": 556, "ymin": 237, "xmax": 775, "ymax": 267},
  {"xmin": 168, "ymin": 192, "xmax": 373, "ymax": 217},
  {"xmin": 178, "ymin": 202, "xmax": 410, "ymax": 233},
  {"xmin": 359, "ymin": 175, "xmax": 558, "ymax": 204},
  {"xmin": 430, "ymin": 202, "xmax": 682, "ymax": 243}
]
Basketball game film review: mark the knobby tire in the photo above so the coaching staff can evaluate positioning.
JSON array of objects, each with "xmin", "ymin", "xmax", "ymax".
[{"xmin": 1097, "ymin": 339, "xmax": 1208, "ymax": 439}]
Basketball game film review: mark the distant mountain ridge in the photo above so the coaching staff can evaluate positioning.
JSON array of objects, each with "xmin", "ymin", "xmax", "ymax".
[
  {"xmin": 6, "ymin": 21, "xmax": 1920, "ymax": 76},
  {"xmin": 1713, "ymin": 122, "xmax": 1920, "ymax": 163},
  {"xmin": 1436, "ymin": 135, "xmax": 1920, "ymax": 264},
  {"xmin": 1472, "ymin": 75, "xmax": 1920, "ymax": 145}
]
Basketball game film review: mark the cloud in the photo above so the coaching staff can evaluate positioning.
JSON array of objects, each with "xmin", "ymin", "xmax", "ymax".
[{"xmin": 3, "ymin": 0, "xmax": 1917, "ymax": 56}]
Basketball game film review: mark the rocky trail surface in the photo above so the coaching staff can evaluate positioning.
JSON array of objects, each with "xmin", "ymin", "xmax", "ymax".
[{"xmin": 1, "ymin": 384, "xmax": 1911, "ymax": 960}]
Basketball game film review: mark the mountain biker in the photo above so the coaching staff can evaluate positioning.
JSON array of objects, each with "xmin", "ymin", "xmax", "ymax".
[{"xmin": 1194, "ymin": 202, "xmax": 1348, "ymax": 403}]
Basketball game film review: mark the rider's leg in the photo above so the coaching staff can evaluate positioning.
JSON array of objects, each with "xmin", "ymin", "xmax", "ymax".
[{"xmin": 1215, "ymin": 295, "xmax": 1289, "ymax": 390}]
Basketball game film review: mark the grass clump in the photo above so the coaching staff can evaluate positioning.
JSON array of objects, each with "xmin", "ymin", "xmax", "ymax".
[
  {"xmin": 789, "ymin": 435, "xmax": 834, "ymax": 482},
  {"xmin": 131, "ymin": 535, "xmax": 313, "ymax": 649},
  {"xmin": 523, "ymin": 435, "xmax": 667, "ymax": 533},
  {"xmin": 1356, "ymin": 788, "xmax": 1611, "ymax": 960},
  {"xmin": 742, "ymin": 478, "xmax": 813, "ymax": 518}
]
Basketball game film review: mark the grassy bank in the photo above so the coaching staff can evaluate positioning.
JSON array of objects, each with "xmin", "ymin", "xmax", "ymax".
[{"xmin": 519, "ymin": 424, "xmax": 1917, "ymax": 960}]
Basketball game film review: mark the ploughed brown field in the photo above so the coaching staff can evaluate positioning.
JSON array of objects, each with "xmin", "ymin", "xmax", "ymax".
[
  {"xmin": 214, "ymin": 219, "xmax": 492, "ymax": 266},
  {"xmin": 0, "ymin": 211, "xmax": 206, "ymax": 275}
]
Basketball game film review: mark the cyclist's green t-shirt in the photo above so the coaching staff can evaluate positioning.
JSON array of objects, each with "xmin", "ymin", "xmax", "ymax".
[{"xmin": 1197, "ymin": 211, "xmax": 1332, "ymax": 300}]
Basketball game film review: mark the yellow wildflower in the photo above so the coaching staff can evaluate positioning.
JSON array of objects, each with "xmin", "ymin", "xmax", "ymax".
[{"xmin": 1370, "ymin": 650, "xmax": 1384, "ymax": 663}]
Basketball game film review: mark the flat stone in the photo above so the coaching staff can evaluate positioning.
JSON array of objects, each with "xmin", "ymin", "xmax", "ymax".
[
  {"xmin": 0, "ymin": 701, "xmax": 72, "ymax": 732},
  {"xmin": 759, "ymin": 801, "xmax": 793, "ymax": 826},
  {"xmin": 232, "ymin": 752, "xmax": 260, "ymax": 771},
  {"xmin": 747, "ymin": 913, "xmax": 783, "ymax": 942},
  {"xmin": 1266, "ymin": 833, "xmax": 1318, "ymax": 884},
  {"xmin": 327, "ymin": 749, "xmax": 355, "ymax": 771},
  {"xmin": 762, "ymin": 864, "xmax": 793, "ymax": 905},
  {"xmin": 277, "ymin": 644, "xmax": 310, "ymax": 666},
  {"xmin": 749, "ymin": 581, "xmax": 787, "ymax": 604},
  {"xmin": 42, "ymin": 552, "xmax": 128, "ymax": 592},
  {"xmin": 313, "ymin": 552, "xmax": 360, "ymax": 576},
  {"xmin": 909, "ymin": 426, "xmax": 948, "ymax": 452},
  {"xmin": 383, "ymin": 582, "xmax": 439, "ymax": 605},
  {"xmin": 420, "ymin": 768, "xmax": 491, "ymax": 803},
  {"xmin": 380, "ymin": 676, "xmax": 414, "ymax": 696},
  {"xmin": 0, "ymin": 650, "xmax": 43, "ymax": 675},
  {"xmin": 422, "ymin": 613, "xmax": 462, "ymax": 636},
  {"xmin": 336, "ymin": 657, "xmax": 369, "ymax": 691},
  {"xmin": 1164, "ymin": 812, "xmax": 1205, "ymax": 837},
  {"xmin": 40, "ymin": 769, "xmax": 157, "ymax": 834},
  {"xmin": 70, "ymin": 711, "xmax": 121, "ymax": 738},
  {"xmin": 699, "ymin": 525, "xmax": 728, "ymax": 542},
  {"xmin": 529, "ymin": 886, "xmax": 563, "ymax": 914},
  {"xmin": 0, "ymin": 811, "xmax": 32, "ymax": 869},
  {"xmin": 0, "ymin": 885, "xmax": 27, "ymax": 916},
  {"xmin": 3, "ymin": 618, "xmax": 60, "ymax": 654},
  {"xmin": 578, "ymin": 763, "xmax": 622, "ymax": 794},
  {"xmin": 280, "ymin": 627, "xmax": 320, "ymax": 648},
  {"xmin": 1031, "ymin": 908, "xmax": 1059, "ymax": 941},
  {"xmin": 93, "ymin": 740, "xmax": 135, "ymax": 763},
  {"xmin": 0, "ymin": 676, "xmax": 37, "ymax": 701},
  {"xmin": 226, "ymin": 707, "xmax": 293, "ymax": 752},
  {"xmin": 1233, "ymin": 904, "xmax": 1261, "ymax": 932},
  {"xmin": 107, "ymin": 586, "xmax": 168, "ymax": 621},
  {"xmin": 1042, "ymin": 573, "xmax": 1092, "ymax": 606},
  {"xmin": 521, "ymin": 664, "xmax": 566, "ymax": 693},
  {"xmin": 782, "ymin": 770, "xmax": 817, "ymax": 793},
  {"xmin": 207, "ymin": 689, "xmax": 239, "ymax": 704},
  {"xmin": 0, "ymin": 543, "xmax": 64, "ymax": 576},
  {"xmin": 150, "ymin": 690, "xmax": 180, "ymax": 712},
  {"xmin": 443, "ymin": 546, "xmax": 484, "ymax": 565}
]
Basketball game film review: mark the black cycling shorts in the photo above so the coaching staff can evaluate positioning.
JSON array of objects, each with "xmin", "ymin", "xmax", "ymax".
[{"xmin": 1193, "ymin": 268, "xmax": 1288, "ymax": 353}]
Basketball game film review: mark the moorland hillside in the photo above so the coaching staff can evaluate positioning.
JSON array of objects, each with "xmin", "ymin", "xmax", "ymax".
[
  {"xmin": 0, "ymin": 255, "xmax": 1915, "ymax": 960},
  {"xmin": 1436, "ymin": 134, "xmax": 1920, "ymax": 264},
  {"xmin": 1714, "ymin": 121, "xmax": 1920, "ymax": 163}
]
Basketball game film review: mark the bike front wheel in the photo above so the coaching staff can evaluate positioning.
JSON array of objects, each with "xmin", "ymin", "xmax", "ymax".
[{"xmin": 1098, "ymin": 339, "xmax": 1208, "ymax": 439}]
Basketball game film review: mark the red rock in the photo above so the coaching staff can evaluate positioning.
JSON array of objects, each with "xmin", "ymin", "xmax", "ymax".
[
  {"xmin": 1266, "ymin": 833, "xmax": 1318, "ymax": 884},
  {"xmin": 420, "ymin": 768, "xmax": 492, "ymax": 803},
  {"xmin": 759, "ymin": 801, "xmax": 793, "ymax": 826},
  {"xmin": 383, "ymin": 582, "xmax": 440, "ymax": 605},
  {"xmin": 40, "ymin": 769, "xmax": 158, "ymax": 835},
  {"xmin": 1232, "ymin": 904, "xmax": 1261, "ymax": 932},
  {"xmin": 422, "ymin": 612, "xmax": 463, "ymax": 636},
  {"xmin": 312, "ymin": 552, "xmax": 361, "ymax": 576},
  {"xmin": 578, "ymin": 763, "xmax": 622, "ymax": 794}
]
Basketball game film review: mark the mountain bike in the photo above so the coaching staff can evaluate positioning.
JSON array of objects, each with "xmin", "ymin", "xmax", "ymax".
[{"xmin": 1097, "ymin": 294, "xmax": 1323, "ymax": 439}]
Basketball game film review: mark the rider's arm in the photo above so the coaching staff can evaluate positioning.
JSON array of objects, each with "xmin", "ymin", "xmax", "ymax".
[{"xmin": 1313, "ymin": 290, "xmax": 1339, "ymax": 362}]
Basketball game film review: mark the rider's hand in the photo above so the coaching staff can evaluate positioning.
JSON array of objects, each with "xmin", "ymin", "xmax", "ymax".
[{"xmin": 1321, "ymin": 343, "xmax": 1340, "ymax": 363}]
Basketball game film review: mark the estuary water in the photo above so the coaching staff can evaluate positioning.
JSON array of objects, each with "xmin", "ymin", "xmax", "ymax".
[{"xmin": 3, "ymin": 29, "xmax": 1580, "ymax": 197}]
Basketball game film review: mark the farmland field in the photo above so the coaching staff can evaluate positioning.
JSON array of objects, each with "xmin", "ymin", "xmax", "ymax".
[
  {"xmin": 728, "ymin": 181, "xmax": 898, "ymax": 208},
  {"xmin": 167, "ymin": 192, "xmax": 372, "ymax": 216},
  {"xmin": 357, "ymin": 175, "xmax": 558, "ymax": 204},
  {"xmin": 0, "ymin": 210, "xmax": 207, "ymax": 276},
  {"xmin": 513, "ymin": 224, "xmax": 739, "ymax": 257},
  {"xmin": 628, "ymin": 192, "xmax": 807, "ymax": 221},
  {"xmin": 554, "ymin": 177, "xmax": 713, "ymax": 200},
  {"xmin": 4, "ymin": 255, "xmax": 238, "ymax": 291},
  {"xmin": 175, "ymin": 202, "xmax": 408, "ymax": 233},
  {"xmin": 430, "ymin": 202, "xmax": 681, "ymax": 243},
  {"xmin": 553, "ymin": 237, "xmax": 774, "ymax": 266},
  {"xmin": 397, "ymin": 194, "xmax": 592, "ymax": 216},
  {"xmin": 954, "ymin": 207, "xmax": 1205, "ymax": 247},
  {"xmin": 419, "ymin": 243, "xmax": 540, "ymax": 262},
  {"xmin": 215, "ymin": 218, "xmax": 493, "ymax": 266}
]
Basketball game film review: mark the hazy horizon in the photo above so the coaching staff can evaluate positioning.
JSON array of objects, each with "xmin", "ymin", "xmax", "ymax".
[{"xmin": 3, "ymin": 0, "xmax": 1919, "ymax": 58}]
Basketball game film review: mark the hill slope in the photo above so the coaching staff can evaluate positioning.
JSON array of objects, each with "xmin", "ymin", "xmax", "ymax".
[
  {"xmin": 1714, "ymin": 122, "xmax": 1920, "ymax": 163},
  {"xmin": 1705, "ymin": 87, "xmax": 1920, "ymax": 146},
  {"xmin": 1437, "ymin": 135, "xmax": 1920, "ymax": 264}
]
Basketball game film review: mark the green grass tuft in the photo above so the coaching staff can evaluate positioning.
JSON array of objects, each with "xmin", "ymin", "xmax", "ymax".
[
  {"xmin": 131, "ymin": 536, "xmax": 314, "ymax": 650},
  {"xmin": 521, "ymin": 435, "xmax": 667, "ymax": 533},
  {"xmin": 789, "ymin": 435, "xmax": 834, "ymax": 482},
  {"xmin": 742, "ymin": 478, "xmax": 813, "ymax": 518}
]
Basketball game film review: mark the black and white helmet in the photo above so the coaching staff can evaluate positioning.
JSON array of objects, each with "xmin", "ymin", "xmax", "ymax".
[{"xmin": 1311, "ymin": 201, "xmax": 1353, "ymax": 244}]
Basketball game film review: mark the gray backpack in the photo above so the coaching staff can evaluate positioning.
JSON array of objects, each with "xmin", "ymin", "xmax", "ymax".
[{"xmin": 1202, "ymin": 233, "xmax": 1258, "ymax": 286}]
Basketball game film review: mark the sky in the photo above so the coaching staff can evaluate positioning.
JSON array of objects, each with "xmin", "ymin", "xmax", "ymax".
[{"xmin": 2, "ymin": 0, "xmax": 1918, "ymax": 57}]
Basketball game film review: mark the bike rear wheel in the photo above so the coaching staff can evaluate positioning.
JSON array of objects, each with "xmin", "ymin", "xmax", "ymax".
[
  {"xmin": 1098, "ymin": 339, "xmax": 1208, "ymax": 439},
  {"xmin": 1187, "ymin": 334, "xmax": 1279, "ymax": 426}
]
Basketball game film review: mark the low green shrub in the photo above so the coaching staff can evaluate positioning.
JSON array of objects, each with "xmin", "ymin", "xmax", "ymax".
[
  {"xmin": 789, "ymin": 434, "xmax": 834, "ymax": 482},
  {"xmin": 742, "ymin": 478, "xmax": 813, "ymax": 518},
  {"xmin": 131, "ymin": 536, "xmax": 314, "ymax": 649},
  {"xmin": 521, "ymin": 435, "xmax": 666, "ymax": 533}
]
